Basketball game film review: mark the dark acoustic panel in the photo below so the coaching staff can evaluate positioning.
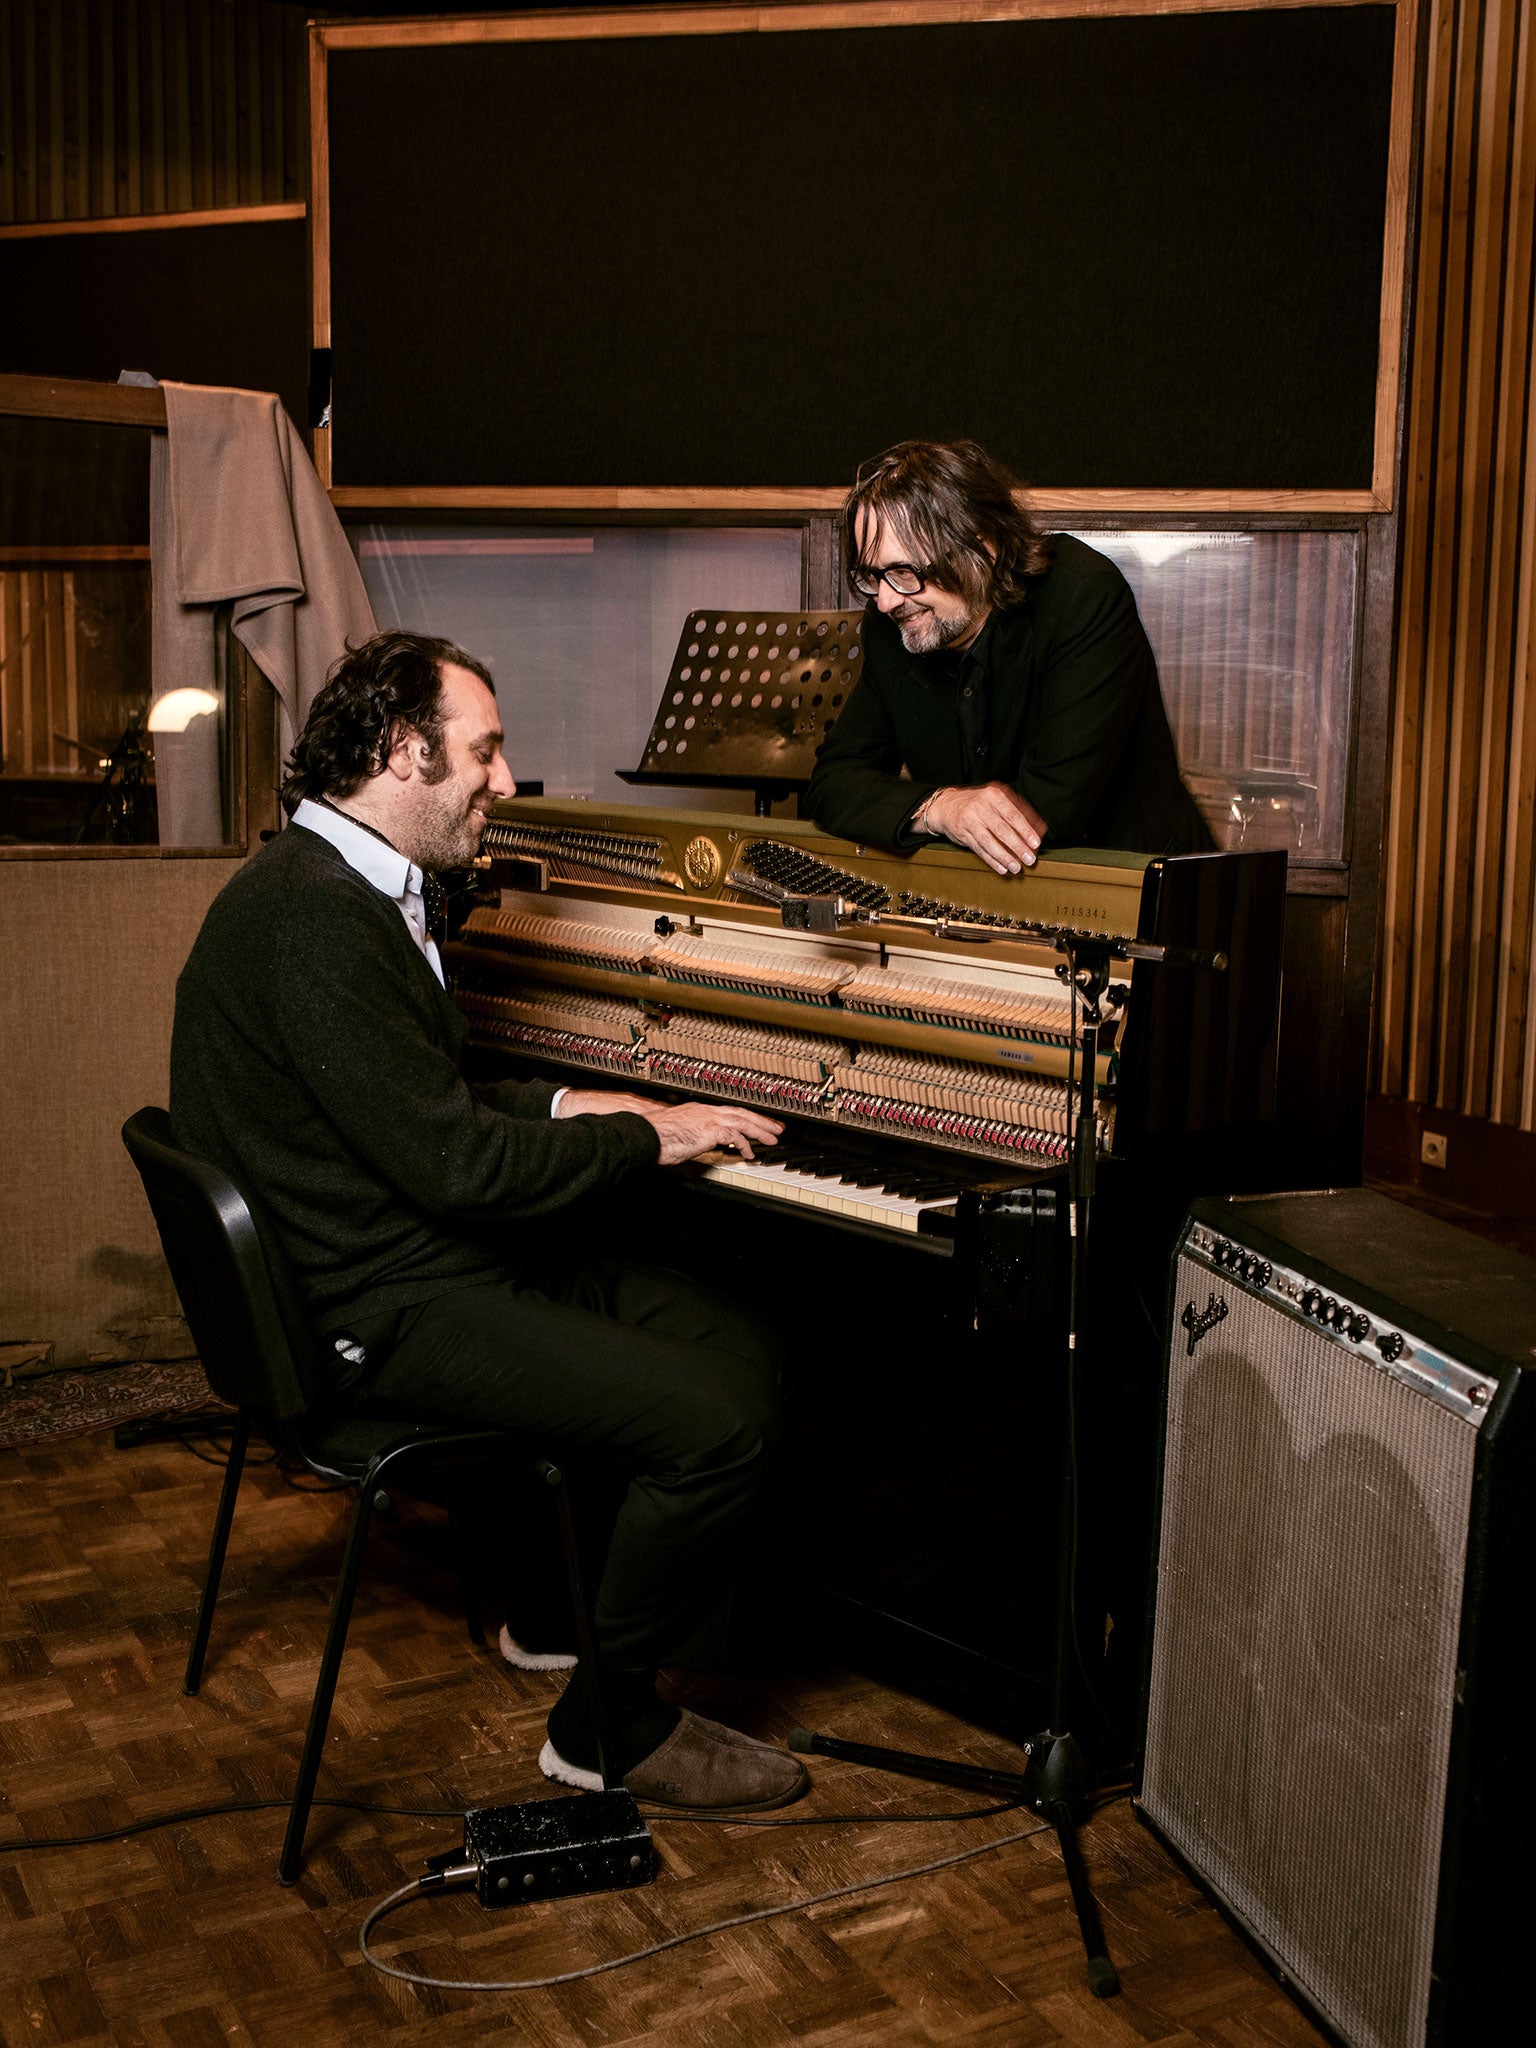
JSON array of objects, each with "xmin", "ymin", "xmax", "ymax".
[
  {"xmin": 325, "ymin": 8, "xmax": 1397, "ymax": 491},
  {"xmin": 1141, "ymin": 1192, "xmax": 1536, "ymax": 2048},
  {"xmin": 0, "ymin": 220, "xmax": 310, "ymax": 438},
  {"xmin": 0, "ymin": 414, "xmax": 153, "ymax": 549}
]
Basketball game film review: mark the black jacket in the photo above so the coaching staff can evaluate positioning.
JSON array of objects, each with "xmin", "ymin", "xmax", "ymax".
[
  {"xmin": 170, "ymin": 823, "xmax": 660, "ymax": 1337},
  {"xmin": 803, "ymin": 535, "xmax": 1212, "ymax": 856}
]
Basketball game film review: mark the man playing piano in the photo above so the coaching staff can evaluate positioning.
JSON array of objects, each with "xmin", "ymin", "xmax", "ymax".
[
  {"xmin": 171, "ymin": 631, "xmax": 808, "ymax": 1812},
  {"xmin": 803, "ymin": 439, "xmax": 1211, "ymax": 872}
]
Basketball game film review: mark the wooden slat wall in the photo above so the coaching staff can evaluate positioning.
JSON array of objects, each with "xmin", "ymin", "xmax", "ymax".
[
  {"xmin": 1379, "ymin": 0, "xmax": 1536, "ymax": 1131},
  {"xmin": 0, "ymin": 0, "xmax": 306, "ymax": 225},
  {"xmin": 0, "ymin": 564, "xmax": 152, "ymax": 775}
]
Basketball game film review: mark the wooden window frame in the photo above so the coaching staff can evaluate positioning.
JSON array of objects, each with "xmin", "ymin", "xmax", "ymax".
[
  {"xmin": 0, "ymin": 203, "xmax": 306, "ymax": 244},
  {"xmin": 0, "ymin": 371, "xmax": 279, "ymax": 863}
]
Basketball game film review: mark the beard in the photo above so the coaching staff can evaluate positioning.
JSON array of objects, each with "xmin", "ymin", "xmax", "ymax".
[
  {"xmin": 894, "ymin": 605, "xmax": 976, "ymax": 656},
  {"xmin": 409, "ymin": 773, "xmax": 487, "ymax": 870}
]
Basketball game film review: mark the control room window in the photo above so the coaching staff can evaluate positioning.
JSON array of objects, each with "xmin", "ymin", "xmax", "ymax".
[
  {"xmin": 352, "ymin": 524, "xmax": 805, "ymax": 809},
  {"xmin": 0, "ymin": 406, "xmax": 245, "ymax": 852},
  {"xmin": 1076, "ymin": 528, "xmax": 1358, "ymax": 867}
]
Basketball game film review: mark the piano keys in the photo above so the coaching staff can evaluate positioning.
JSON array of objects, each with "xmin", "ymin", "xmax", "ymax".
[{"xmin": 697, "ymin": 1149, "xmax": 963, "ymax": 1240}]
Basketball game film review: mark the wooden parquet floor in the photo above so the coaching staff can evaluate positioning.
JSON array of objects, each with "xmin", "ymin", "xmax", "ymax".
[{"xmin": 0, "ymin": 1427, "xmax": 1327, "ymax": 2048}]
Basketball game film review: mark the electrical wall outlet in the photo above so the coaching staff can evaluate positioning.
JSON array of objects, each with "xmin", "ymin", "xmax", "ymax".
[{"xmin": 1421, "ymin": 1131, "xmax": 1449, "ymax": 1170}]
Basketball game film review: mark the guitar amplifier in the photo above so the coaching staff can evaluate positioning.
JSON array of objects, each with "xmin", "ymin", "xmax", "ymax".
[{"xmin": 1138, "ymin": 1190, "xmax": 1536, "ymax": 2048}]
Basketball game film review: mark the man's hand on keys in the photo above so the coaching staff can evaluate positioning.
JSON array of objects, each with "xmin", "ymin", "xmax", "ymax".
[
  {"xmin": 922, "ymin": 783, "xmax": 1046, "ymax": 875},
  {"xmin": 555, "ymin": 1088, "xmax": 782, "ymax": 1166},
  {"xmin": 555, "ymin": 1089, "xmax": 782, "ymax": 1165},
  {"xmin": 640, "ymin": 1103, "xmax": 784, "ymax": 1167}
]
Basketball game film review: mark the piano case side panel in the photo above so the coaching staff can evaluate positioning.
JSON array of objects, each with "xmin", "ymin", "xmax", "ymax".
[{"xmin": 1118, "ymin": 848, "xmax": 1287, "ymax": 1173}]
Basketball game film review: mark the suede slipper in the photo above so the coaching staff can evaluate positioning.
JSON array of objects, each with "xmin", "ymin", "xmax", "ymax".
[
  {"xmin": 498, "ymin": 1622, "xmax": 577, "ymax": 1673},
  {"xmin": 539, "ymin": 1709, "xmax": 810, "ymax": 1810}
]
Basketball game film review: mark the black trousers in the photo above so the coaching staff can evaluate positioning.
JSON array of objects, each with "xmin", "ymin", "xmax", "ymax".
[{"xmin": 348, "ymin": 1254, "xmax": 782, "ymax": 1670}]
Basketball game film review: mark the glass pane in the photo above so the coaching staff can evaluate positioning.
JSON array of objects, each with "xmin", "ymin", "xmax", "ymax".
[
  {"xmin": 1071, "ymin": 529, "xmax": 1359, "ymax": 862},
  {"xmin": 0, "ymin": 412, "xmax": 238, "ymax": 849},
  {"xmin": 354, "ymin": 525, "xmax": 804, "ymax": 808}
]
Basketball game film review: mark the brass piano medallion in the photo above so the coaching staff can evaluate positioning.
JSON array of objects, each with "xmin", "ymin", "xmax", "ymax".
[{"xmin": 683, "ymin": 834, "xmax": 723, "ymax": 891}]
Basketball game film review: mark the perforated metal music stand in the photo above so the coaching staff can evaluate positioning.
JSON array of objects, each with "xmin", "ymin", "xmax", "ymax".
[{"xmin": 619, "ymin": 605, "xmax": 865, "ymax": 813}]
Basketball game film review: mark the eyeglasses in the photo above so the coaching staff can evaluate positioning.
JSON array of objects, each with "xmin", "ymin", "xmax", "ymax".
[{"xmin": 848, "ymin": 560, "xmax": 939, "ymax": 599}]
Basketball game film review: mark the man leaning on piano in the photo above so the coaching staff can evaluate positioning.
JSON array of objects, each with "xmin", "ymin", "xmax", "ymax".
[
  {"xmin": 168, "ymin": 437, "xmax": 1206, "ymax": 1816},
  {"xmin": 802, "ymin": 438, "xmax": 1211, "ymax": 869}
]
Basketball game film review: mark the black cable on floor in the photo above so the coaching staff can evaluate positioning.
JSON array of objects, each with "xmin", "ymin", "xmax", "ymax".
[{"xmin": 0, "ymin": 1794, "xmax": 463, "ymax": 1850}]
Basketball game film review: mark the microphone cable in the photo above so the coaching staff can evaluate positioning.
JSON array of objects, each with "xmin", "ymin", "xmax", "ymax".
[{"xmin": 359, "ymin": 1812, "xmax": 1052, "ymax": 1994}]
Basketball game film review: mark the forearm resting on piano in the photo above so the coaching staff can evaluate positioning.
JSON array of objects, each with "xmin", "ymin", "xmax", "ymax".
[{"xmin": 917, "ymin": 783, "xmax": 1046, "ymax": 876}]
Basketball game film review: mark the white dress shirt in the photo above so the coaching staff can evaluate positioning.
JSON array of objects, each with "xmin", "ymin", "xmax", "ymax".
[
  {"xmin": 292, "ymin": 797, "xmax": 444, "ymax": 985},
  {"xmin": 289, "ymin": 799, "xmax": 569, "ymax": 1117}
]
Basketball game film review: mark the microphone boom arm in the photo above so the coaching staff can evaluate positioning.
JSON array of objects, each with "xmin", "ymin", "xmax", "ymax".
[{"xmin": 731, "ymin": 875, "xmax": 1227, "ymax": 974}]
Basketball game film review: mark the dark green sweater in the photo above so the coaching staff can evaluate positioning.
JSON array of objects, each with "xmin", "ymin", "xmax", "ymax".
[{"xmin": 170, "ymin": 824, "xmax": 660, "ymax": 1336}]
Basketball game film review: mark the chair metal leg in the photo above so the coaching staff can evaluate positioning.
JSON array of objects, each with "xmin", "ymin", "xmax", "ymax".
[
  {"xmin": 184, "ymin": 1412, "xmax": 251, "ymax": 1696},
  {"xmin": 277, "ymin": 1478, "xmax": 377, "ymax": 1886},
  {"xmin": 449, "ymin": 1506, "xmax": 485, "ymax": 1646},
  {"xmin": 538, "ymin": 1458, "xmax": 613, "ymax": 1790}
]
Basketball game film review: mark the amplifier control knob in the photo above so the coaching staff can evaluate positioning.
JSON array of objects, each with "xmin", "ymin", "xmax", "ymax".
[
  {"xmin": 1330, "ymin": 1300, "xmax": 1350, "ymax": 1331},
  {"xmin": 1377, "ymin": 1330, "xmax": 1405, "ymax": 1362},
  {"xmin": 1349, "ymin": 1313, "xmax": 1373, "ymax": 1343},
  {"xmin": 1301, "ymin": 1287, "xmax": 1321, "ymax": 1317}
]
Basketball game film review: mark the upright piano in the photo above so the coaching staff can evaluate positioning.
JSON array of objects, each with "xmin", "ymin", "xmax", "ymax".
[{"xmin": 450, "ymin": 798, "xmax": 1287, "ymax": 1743}]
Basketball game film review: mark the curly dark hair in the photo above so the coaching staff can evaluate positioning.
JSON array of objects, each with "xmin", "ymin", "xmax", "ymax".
[
  {"xmin": 842, "ymin": 439, "xmax": 1054, "ymax": 612},
  {"xmin": 280, "ymin": 631, "xmax": 495, "ymax": 815}
]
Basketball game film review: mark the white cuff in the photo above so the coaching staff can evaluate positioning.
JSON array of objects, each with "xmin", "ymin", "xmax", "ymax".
[{"xmin": 550, "ymin": 1087, "xmax": 569, "ymax": 1118}]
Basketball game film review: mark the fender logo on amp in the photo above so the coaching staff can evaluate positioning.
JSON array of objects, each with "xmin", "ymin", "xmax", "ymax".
[{"xmin": 1181, "ymin": 1293, "xmax": 1229, "ymax": 1355}]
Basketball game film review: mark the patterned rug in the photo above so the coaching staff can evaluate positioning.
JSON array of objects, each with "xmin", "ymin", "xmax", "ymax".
[{"xmin": 0, "ymin": 1358, "xmax": 225, "ymax": 1450}]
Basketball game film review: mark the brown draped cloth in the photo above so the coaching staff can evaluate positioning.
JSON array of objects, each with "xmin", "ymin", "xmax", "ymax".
[{"xmin": 149, "ymin": 382, "xmax": 376, "ymax": 843}]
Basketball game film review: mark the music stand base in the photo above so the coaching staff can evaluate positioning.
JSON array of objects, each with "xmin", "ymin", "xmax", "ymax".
[{"xmin": 787, "ymin": 1724, "xmax": 1120, "ymax": 1995}]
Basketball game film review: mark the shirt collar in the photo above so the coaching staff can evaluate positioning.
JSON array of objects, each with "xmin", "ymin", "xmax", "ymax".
[
  {"xmin": 291, "ymin": 797, "xmax": 423, "ymax": 902},
  {"xmin": 922, "ymin": 617, "xmax": 993, "ymax": 690},
  {"xmin": 955, "ymin": 617, "xmax": 993, "ymax": 681}
]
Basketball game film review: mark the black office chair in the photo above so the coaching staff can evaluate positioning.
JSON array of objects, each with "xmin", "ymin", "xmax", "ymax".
[{"xmin": 121, "ymin": 1107, "xmax": 608, "ymax": 1884}]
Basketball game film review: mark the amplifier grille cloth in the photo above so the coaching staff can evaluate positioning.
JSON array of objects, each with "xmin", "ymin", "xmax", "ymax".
[{"xmin": 1141, "ymin": 1252, "xmax": 1477, "ymax": 2048}]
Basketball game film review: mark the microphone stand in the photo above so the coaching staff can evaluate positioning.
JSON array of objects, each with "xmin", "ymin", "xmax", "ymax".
[
  {"xmin": 754, "ymin": 882, "xmax": 1225, "ymax": 1999},
  {"xmin": 72, "ymin": 713, "xmax": 152, "ymax": 844}
]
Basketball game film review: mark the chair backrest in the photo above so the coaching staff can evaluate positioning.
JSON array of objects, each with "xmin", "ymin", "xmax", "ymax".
[{"xmin": 122, "ymin": 1107, "xmax": 322, "ymax": 1422}]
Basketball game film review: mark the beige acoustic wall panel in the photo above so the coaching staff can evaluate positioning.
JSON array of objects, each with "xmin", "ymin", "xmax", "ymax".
[{"xmin": 1, "ymin": 857, "xmax": 238, "ymax": 1363}]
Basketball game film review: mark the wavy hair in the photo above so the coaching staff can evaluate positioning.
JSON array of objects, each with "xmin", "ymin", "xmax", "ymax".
[
  {"xmin": 842, "ymin": 440, "xmax": 1054, "ymax": 611},
  {"xmin": 280, "ymin": 631, "xmax": 495, "ymax": 815}
]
